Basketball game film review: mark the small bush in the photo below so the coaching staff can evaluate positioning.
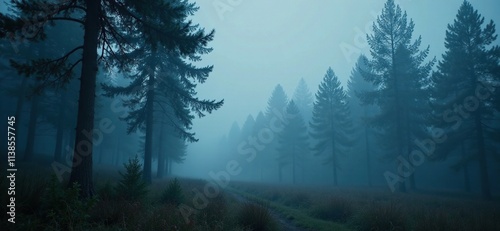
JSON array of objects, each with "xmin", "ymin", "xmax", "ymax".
[
  {"xmin": 115, "ymin": 156, "xmax": 149, "ymax": 201},
  {"xmin": 160, "ymin": 178, "xmax": 184, "ymax": 206},
  {"xmin": 41, "ymin": 176, "xmax": 97, "ymax": 230},
  {"xmin": 352, "ymin": 202, "xmax": 408, "ymax": 231},
  {"xmin": 237, "ymin": 202, "xmax": 279, "ymax": 231},
  {"xmin": 310, "ymin": 197, "xmax": 353, "ymax": 222}
]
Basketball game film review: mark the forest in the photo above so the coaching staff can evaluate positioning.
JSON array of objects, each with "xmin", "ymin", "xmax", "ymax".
[{"xmin": 0, "ymin": 0, "xmax": 499, "ymax": 230}]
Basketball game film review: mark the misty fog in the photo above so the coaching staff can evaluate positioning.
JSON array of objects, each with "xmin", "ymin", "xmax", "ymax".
[{"xmin": 1, "ymin": 0, "xmax": 499, "ymax": 230}]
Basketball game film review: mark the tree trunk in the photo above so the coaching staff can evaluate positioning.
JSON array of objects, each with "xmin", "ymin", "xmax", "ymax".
[
  {"xmin": 24, "ymin": 93, "xmax": 40, "ymax": 161},
  {"xmin": 54, "ymin": 90, "xmax": 67, "ymax": 161},
  {"xmin": 163, "ymin": 155, "xmax": 170, "ymax": 176},
  {"xmin": 406, "ymin": 110, "xmax": 416, "ymax": 191},
  {"xmin": 475, "ymin": 115, "xmax": 491, "ymax": 200},
  {"xmin": 68, "ymin": 0, "xmax": 100, "ymax": 198},
  {"xmin": 408, "ymin": 172, "xmax": 416, "ymax": 191},
  {"xmin": 332, "ymin": 163, "xmax": 337, "ymax": 186},
  {"xmin": 278, "ymin": 164, "xmax": 282, "ymax": 183},
  {"xmin": 14, "ymin": 77, "xmax": 28, "ymax": 131},
  {"xmin": 98, "ymin": 146, "xmax": 103, "ymax": 164},
  {"xmin": 114, "ymin": 146, "xmax": 120, "ymax": 166},
  {"xmin": 408, "ymin": 141, "xmax": 416, "ymax": 191},
  {"xmin": 332, "ymin": 135, "xmax": 338, "ymax": 186},
  {"xmin": 64, "ymin": 128, "xmax": 75, "ymax": 163},
  {"xmin": 390, "ymin": 36, "xmax": 406, "ymax": 194},
  {"xmin": 461, "ymin": 144, "xmax": 471, "ymax": 193},
  {"xmin": 167, "ymin": 158, "xmax": 172, "ymax": 175},
  {"xmin": 292, "ymin": 146, "xmax": 296, "ymax": 185},
  {"xmin": 157, "ymin": 122, "xmax": 165, "ymax": 178},
  {"xmin": 364, "ymin": 125, "xmax": 372, "ymax": 187},
  {"xmin": 143, "ymin": 67, "xmax": 155, "ymax": 184}
]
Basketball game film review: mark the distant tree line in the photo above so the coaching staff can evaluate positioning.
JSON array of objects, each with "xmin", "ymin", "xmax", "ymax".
[{"xmin": 216, "ymin": 0, "xmax": 499, "ymax": 200}]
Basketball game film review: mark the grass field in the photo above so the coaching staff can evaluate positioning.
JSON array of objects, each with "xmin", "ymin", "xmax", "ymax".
[
  {"xmin": 0, "ymin": 162, "xmax": 280, "ymax": 231},
  {"xmin": 230, "ymin": 181, "xmax": 500, "ymax": 231},
  {"xmin": 1, "ymin": 161, "xmax": 499, "ymax": 231}
]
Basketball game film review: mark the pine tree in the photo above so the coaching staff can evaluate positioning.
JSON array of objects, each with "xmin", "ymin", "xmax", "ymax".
[
  {"xmin": 227, "ymin": 121, "xmax": 241, "ymax": 154},
  {"xmin": 115, "ymin": 156, "xmax": 149, "ymax": 201},
  {"xmin": 265, "ymin": 84, "xmax": 288, "ymax": 182},
  {"xmin": 277, "ymin": 101, "xmax": 309, "ymax": 184},
  {"xmin": 430, "ymin": 1, "xmax": 500, "ymax": 200},
  {"xmin": 347, "ymin": 55, "xmax": 378, "ymax": 187},
  {"xmin": 1, "ymin": 0, "xmax": 216, "ymax": 197},
  {"xmin": 363, "ymin": 0, "xmax": 434, "ymax": 192},
  {"xmin": 102, "ymin": 47, "xmax": 222, "ymax": 183},
  {"xmin": 293, "ymin": 78, "xmax": 314, "ymax": 124},
  {"xmin": 310, "ymin": 67, "xmax": 352, "ymax": 186},
  {"xmin": 240, "ymin": 114, "xmax": 256, "ymax": 141},
  {"xmin": 101, "ymin": 8, "xmax": 222, "ymax": 183},
  {"xmin": 252, "ymin": 111, "xmax": 268, "ymax": 181},
  {"xmin": 266, "ymin": 84, "xmax": 289, "ymax": 119}
]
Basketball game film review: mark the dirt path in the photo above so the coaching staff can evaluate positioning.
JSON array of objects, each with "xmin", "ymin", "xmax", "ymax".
[{"xmin": 227, "ymin": 191, "xmax": 308, "ymax": 231}]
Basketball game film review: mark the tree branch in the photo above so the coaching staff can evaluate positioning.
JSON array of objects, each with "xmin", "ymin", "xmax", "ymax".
[{"xmin": 49, "ymin": 17, "xmax": 85, "ymax": 25}]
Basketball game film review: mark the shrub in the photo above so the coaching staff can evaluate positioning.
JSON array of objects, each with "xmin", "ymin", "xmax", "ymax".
[
  {"xmin": 237, "ymin": 202, "xmax": 279, "ymax": 231},
  {"xmin": 41, "ymin": 176, "xmax": 97, "ymax": 230},
  {"xmin": 115, "ymin": 156, "xmax": 149, "ymax": 201},
  {"xmin": 160, "ymin": 178, "xmax": 184, "ymax": 206},
  {"xmin": 310, "ymin": 197, "xmax": 353, "ymax": 222}
]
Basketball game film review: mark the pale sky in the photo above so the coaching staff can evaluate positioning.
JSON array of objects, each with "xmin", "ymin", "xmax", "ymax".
[{"xmin": 189, "ymin": 0, "xmax": 500, "ymax": 138}]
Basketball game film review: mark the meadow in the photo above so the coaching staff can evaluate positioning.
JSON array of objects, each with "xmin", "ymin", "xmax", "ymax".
[{"xmin": 1, "ymin": 159, "xmax": 499, "ymax": 231}]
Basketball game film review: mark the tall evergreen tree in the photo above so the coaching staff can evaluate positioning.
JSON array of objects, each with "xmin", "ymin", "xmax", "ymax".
[
  {"xmin": 252, "ymin": 111, "xmax": 268, "ymax": 181},
  {"xmin": 293, "ymin": 78, "xmax": 314, "ymax": 124},
  {"xmin": 347, "ymin": 55, "xmax": 378, "ymax": 187},
  {"xmin": 1, "ymin": 0, "xmax": 216, "ymax": 197},
  {"xmin": 277, "ymin": 101, "xmax": 308, "ymax": 184},
  {"xmin": 310, "ymin": 67, "xmax": 352, "ymax": 186},
  {"xmin": 227, "ymin": 121, "xmax": 241, "ymax": 153},
  {"xmin": 362, "ymin": 0, "xmax": 434, "ymax": 192},
  {"xmin": 103, "ymin": 44, "xmax": 222, "ymax": 183},
  {"xmin": 265, "ymin": 84, "xmax": 288, "ymax": 182},
  {"xmin": 266, "ymin": 84, "xmax": 289, "ymax": 119},
  {"xmin": 240, "ymin": 114, "xmax": 256, "ymax": 141},
  {"xmin": 430, "ymin": 1, "xmax": 500, "ymax": 200}
]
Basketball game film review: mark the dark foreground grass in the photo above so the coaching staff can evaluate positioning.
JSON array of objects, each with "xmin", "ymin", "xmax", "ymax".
[
  {"xmin": 229, "ymin": 187, "xmax": 351, "ymax": 231},
  {"xmin": 232, "ymin": 182, "xmax": 500, "ymax": 231},
  {"xmin": 3, "ymin": 161, "xmax": 498, "ymax": 231},
  {"xmin": 237, "ymin": 202, "xmax": 279, "ymax": 231},
  {"xmin": 0, "ymin": 162, "xmax": 275, "ymax": 231}
]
